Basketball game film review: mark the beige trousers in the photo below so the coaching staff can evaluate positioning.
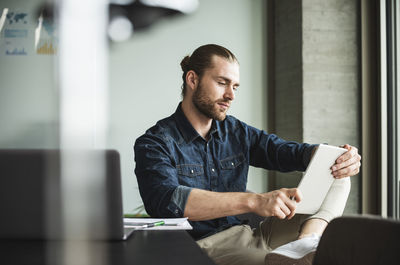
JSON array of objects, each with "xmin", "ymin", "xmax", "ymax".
[{"xmin": 197, "ymin": 178, "xmax": 351, "ymax": 265}]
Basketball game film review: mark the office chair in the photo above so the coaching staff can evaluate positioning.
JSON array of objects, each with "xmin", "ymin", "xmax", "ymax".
[{"xmin": 313, "ymin": 215, "xmax": 400, "ymax": 265}]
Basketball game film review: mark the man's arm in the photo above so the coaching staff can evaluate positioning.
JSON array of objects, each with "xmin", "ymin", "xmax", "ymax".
[
  {"xmin": 136, "ymin": 132, "xmax": 302, "ymax": 221},
  {"xmin": 184, "ymin": 187, "xmax": 302, "ymax": 221},
  {"xmin": 184, "ymin": 143, "xmax": 361, "ymax": 222},
  {"xmin": 245, "ymin": 125, "xmax": 317, "ymax": 172},
  {"xmin": 135, "ymin": 134, "xmax": 189, "ymax": 218}
]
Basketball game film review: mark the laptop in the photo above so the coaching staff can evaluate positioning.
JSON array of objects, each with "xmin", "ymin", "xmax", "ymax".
[{"xmin": 0, "ymin": 149, "xmax": 134, "ymax": 240}]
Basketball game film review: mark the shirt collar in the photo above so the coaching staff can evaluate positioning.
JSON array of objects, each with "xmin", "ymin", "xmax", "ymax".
[
  {"xmin": 210, "ymin": 119, "xmax": 222, "ymax": 140},
  {"xmin": 174, "ymin": 103, "xmax": 222, "ymax": 143}
]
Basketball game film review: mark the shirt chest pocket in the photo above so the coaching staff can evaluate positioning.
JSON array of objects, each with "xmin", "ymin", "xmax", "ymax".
[
  {"xmin": 176, "ymin": 164, "xmax": 207, "ymax": 188},
  {"xmin": 220, "ymin": 153, "xmax": 247, "ymax": 192},
  {"xmin": 220, "ymin": 153, "xmax": 246, "ymax": 169}
]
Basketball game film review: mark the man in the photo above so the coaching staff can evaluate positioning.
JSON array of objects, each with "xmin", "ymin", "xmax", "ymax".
[{"xmin": 134, "ymin": 44, "xmax": 361, "ymax": 265}]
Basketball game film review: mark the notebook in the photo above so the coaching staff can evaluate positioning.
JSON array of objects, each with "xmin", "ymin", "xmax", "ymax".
[
  {"xmin": 295, "ymin": 144, "xmax": 347, "ymax": 214},
  {"xmin": 0, "ymin": 149, "xmax": 134, "ymax": 240}
]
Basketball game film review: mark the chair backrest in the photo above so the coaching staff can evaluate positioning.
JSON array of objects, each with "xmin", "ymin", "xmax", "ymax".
[{"xmin": 313, "ymin": 215, "xmax": 400, "ymax": 265}]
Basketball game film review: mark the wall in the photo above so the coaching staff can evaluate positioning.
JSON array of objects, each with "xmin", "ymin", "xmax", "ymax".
[{"xmin": 302, "ymin": 0, "xmax": 359, "ymax": 213}]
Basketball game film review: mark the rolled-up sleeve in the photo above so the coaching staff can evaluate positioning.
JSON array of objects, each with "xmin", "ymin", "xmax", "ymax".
[{"xmin": 134, "ymin": 135, "xmax": 191, "ymax": 217}]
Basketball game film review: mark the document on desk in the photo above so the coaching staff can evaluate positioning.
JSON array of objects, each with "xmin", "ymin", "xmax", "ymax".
[{"xmin": 123, "ymin": 217, "xmax": 193, "ymax": 230}]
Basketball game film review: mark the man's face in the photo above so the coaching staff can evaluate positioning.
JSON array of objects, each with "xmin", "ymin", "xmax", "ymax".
[{"xmin": 192, "ymin": 56, "xmax": 240, "ymax": 121}]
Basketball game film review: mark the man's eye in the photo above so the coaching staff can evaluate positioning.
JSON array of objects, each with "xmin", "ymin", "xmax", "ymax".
[{"xmin": 218, "ymin": 82, "xmax": 226, "ymax": 86}]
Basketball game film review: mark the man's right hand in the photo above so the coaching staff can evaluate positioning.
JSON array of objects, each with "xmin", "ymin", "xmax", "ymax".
[
  {"xmin": 184, "ymin": 187, "xmax": 302, "ymax": 221},
  {"xmin": 251, "ymin": 188, "xmax": 303, "ymax": 220}
]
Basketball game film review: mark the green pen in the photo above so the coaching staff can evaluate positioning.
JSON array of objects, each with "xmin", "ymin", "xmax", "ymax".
[{"xmin": 141, "ymin": 221, "xmax": 165, "ymax": 229}]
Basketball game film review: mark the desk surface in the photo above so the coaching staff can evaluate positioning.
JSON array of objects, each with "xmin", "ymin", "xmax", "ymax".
[{"xmin": 0, "ymin": 230, "xmax": 215, "ymax": 265}]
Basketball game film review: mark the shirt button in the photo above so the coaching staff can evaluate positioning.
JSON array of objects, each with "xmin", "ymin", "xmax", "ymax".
[
  {"xmin": 191, "ymin": 169, "xmax": 194, "ymax": 174},
  {"xmin": 211, "ymin": 168, "xmax": 215, "ymax": 172},
  {"xmin": 175, "ymin": 209, "xmax": 179, "ymax": 214},
  {"xmin": 231, "ymin": 162, "xmax": 234, "ymax": 166}
]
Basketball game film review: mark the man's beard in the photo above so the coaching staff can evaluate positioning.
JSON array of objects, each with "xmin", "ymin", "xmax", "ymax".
[{"xmin": 192, "ymin": 82, "xmax": 229, "ymax": 121}]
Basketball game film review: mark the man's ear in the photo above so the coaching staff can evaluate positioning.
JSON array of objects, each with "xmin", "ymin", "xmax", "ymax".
[{"xmin": 186, "ymin": 70, "xmax": 199, "ymax": 92}]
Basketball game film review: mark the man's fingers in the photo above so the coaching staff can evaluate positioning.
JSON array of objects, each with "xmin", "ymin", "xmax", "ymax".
[
  {"xmin": 271, "ymin": 191, "xmax": 297, "ymax": 219},
  {"xmin": 332, "ymin": 165, "xmax": 352, "ymax": 178},
  {"xmin": 280, "ymin": 190, "xmax": 298, "ymax": 218},
  {"xmin": 285, "ymin": 199, "xmax": 297, "ymax": 219},
  {"xmin": 273, "ymin": 203, "xmax": 294, "ymax": 219},
  {"xmin": 332, "ymin": 153, "xmax": 361, "ymax": 171},
  {"xmin": 336, "ymin": 146, "xmax": 358, "ymax": 164},
  {"xmin": 331, "ymin": 144, "xmax": 361, "ymax": 179},
  {"xmin": 273, "ymin": 206, "xmax": 287, "ymax": 219},
  {"xmin": 281, "ymin": 204, "xmax": 292, "ymax": 217},
  {"xmin": 286, "ymin": 188, "xmax": 303, "ymax": 203},
  {"xmin": 287, "ymin": 210, "xmax": 296, "ymax": 220},
  {"xmin": 266, "ymin": 189, "xmax": 301, "ymax": 219},
  {"xmin": 341, "ymin": 164, "xmax": 361, "ymax": 178},
  {"xmin": 333, "ymin": 161, "xmax": 361, "ymax": 178}
]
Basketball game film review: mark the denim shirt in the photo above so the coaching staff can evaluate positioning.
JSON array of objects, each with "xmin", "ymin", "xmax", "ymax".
[{"xmin": 134, "ymin": 103, "xmax": 316, "ymax": 239}]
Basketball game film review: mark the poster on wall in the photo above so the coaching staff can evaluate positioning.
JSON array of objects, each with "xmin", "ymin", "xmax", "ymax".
[
  {"xmin": 0, "ymin": 9, "xmax": 31, "ymax": 56},
  {"xmin": 0, "ymin": 8, "xmax": 58, "ymax": 57}
]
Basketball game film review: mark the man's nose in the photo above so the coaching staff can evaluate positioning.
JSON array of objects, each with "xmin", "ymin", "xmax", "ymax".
[{"xmin": 224, "ymin": 86, "xmax": 235, "ymax": 101}]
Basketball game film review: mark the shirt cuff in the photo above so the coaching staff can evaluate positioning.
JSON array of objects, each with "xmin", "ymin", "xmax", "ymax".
[
  {"xmin": 302, "ymin": 144, "xmax": 319, "ymax": 168},
  {"xmin": 167, "ymin": 185, "xmax": 193, "ymax": 217}
]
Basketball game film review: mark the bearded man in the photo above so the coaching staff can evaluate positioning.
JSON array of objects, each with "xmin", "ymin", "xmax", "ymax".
[{"xmin": 134, "ymin": 44, "xmax": 361, "ymax": 265}]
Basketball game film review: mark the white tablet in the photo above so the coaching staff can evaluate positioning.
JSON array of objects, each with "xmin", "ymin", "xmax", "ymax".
[{"xmin": 295, "ymin": 144, "xmax": 347, "ymax": 214}]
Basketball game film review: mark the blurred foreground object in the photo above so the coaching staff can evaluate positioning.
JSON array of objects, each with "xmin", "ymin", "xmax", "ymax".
[
  {"xmin": 39, "ymin": 0, "xmax": 198, "ymax": 42},
  {"xmin": 109, "ymin": 0, "xmax": 198, "ymax": 41}
]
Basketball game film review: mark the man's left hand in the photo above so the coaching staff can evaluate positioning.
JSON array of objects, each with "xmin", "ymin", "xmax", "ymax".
[{"xmin": 330, "ymin": 144, "xmax": 361, "ymax": 179}]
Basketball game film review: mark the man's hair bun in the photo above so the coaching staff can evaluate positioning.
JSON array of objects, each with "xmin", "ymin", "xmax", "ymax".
[{"xmin": 180, "ymin": 55, "xmax": 191, "ymax": 72}]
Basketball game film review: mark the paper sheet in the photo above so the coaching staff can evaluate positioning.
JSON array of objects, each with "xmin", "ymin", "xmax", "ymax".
[{"xmin": 123, "ymin": 217, "xmax": 193, "ymax": 230}]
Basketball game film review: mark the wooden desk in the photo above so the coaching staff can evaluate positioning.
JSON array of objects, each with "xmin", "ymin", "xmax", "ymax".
[{"xmin": 0, "ymin": 230, "xmax": 216, "ymax": 265}]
